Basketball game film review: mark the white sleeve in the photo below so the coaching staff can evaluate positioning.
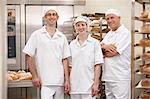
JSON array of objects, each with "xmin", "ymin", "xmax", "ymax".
[
  {"xmin": 101, "ymin": 32, "xmax": 111, "ymax": 44},
  {"xmin": 22, "ymin": 32, "xmax": 37, "ymax": 57},
  {"xmin": 94, "ymin": 41, "xmax": 104, "ymax": 65},
  {"xmin": 115, "ymin": 31, "xmax": 131, "ymax": 54},
  {"xmin": 62, "ymin": 36, "xmax": 71, "ymax": 59}
]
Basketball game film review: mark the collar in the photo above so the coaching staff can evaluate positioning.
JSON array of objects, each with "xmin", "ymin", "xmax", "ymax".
[
  {"xmin": 110, "ymin": 24, "xmax": 124, "ymax": 33},
  {"xmin": 74, "ymin": 34, "xmax": 93, "ymax": 46},
  {"xmin": 41, "ymin": 26, "xmax": 62, "ymax": 38}
]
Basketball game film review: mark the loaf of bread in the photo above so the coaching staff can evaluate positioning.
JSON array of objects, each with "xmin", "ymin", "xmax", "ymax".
[
  {"xmin": 140, "ymin": 63, "xmax": 150, "ymax": 74},
  {"xmin": 142, "ymin": 51, "xmax": 150, "ymax": 60},
  {"xmin": 140, "ymin": 11, "xmax": 149, "ymax": 18},
  {"xmin": 141, "ymin": 24, "xmax": 150, "ymax": 33},
  {"xmin": 141, "ymin": 78, "xmax": 150, "ymax": 86},
  {"xmin": 7, "ymin": 70, "xmax": 32, "ymax": 81},
  {"xmin": 91, "ymin": 27, "xmax": 101, "ymax": 33},
  {"xmin": 139, "ymin": 90, "xmax": 150, "ymax": 99},
  {"xmin": 139, "ymin": 38, "xmax": 150, "ymax": 47}
]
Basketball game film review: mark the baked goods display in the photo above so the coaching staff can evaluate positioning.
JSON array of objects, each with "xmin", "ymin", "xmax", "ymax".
[
  {"xmin": 140, "ymin": 11, "xmax": 149, "ymax": 18},
  {"xmin": 139, "ymin": 38, "xmax": 150, "ymax": 47},
  {"xmin": 141, "ymin": 78, "xmax": 150, "ymax": 87},
  {"xmin": 91, "ymin": 34, "xmax": 101, "ymax": 40},
  {"xmin": 140, "ymin": 63, "xmax": 150, "ymax": 74},
  {"xmin": 142, "ymin": 51, "xmax": 150, "ymax": 60},
  {"xmin": 91, "ymin": 27, "xmax": 101, "ymax": 33},
  {"xmin": 140, "ymin": 24, "xmax": 150, "ymax": 33},
  {"xmin": 139, "ymin": 90, "xmax": 150, "ymax": 99},
  {"xmin": 7, "ymin": 70, "xmax": 32, "ymax": 81},
  {"xmin": 132, "ymin": 1, "xmax": 150, "ymax": 98}
]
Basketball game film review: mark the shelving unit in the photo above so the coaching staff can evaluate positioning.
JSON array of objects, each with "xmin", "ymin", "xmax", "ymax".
[
  {"xmin": 131, "ymin": 0, "xmax": 150, "ymax": 99},
  {"xmin": 81, "ymin": 13, "xmax": 109, "ymax": 42}
]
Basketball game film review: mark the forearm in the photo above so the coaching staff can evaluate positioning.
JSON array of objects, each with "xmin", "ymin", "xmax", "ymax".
[
  {"xmin": 94, "ymin": 64, "xmax": 101, "ymax": 85},
  {"xmin": 62, "ymin": 58, "xmax": 70, "ymax": 82},
  {"xmin": 104, "ymin": 51, "xmax": 119, "ymax": 57},
  {"xmin": 101, "ymin": 43, "xmax": 119, "ymax": 57},
  {"xmin": 26, "ymin": 55, "xmax": 38, "ymax": 78}
]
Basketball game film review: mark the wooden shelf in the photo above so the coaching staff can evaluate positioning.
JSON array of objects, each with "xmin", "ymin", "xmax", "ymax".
[
  {"xmin": 137, "ymin": 32, "xmax": 150, "ymax": 34},
  {"xmin": 138, "ymin": 44, "xmax": 150, "ymax": 47},
  {"xmin": 136, "ymin": 71, "xmax": 150, "ymax": 75},
  {"xmin": 133, "ymin": 16, "xmax": 150, "ymax": 22},
  {"xmin": 135, "ymin": 0, "xmax": 150, "ymax": 4},
  {"xmin": 136, "ymin": 80, "xmax": 150, "ymax": 89}
]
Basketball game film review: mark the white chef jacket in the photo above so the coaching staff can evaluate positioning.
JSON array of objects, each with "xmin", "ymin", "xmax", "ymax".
[
  {"xmin": 101, "ymin": 25, "xmax": 131, "ymax": 82},
  {"xmin": 69, "ymin": 35, "xmax": 104, "ymax": 94},
  {"xmin": 23, "ymin": 26, "xmax": 70, "ymax": 86}
]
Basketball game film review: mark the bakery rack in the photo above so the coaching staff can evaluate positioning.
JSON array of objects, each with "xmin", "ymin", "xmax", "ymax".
[{"xmin": 131, "ymin": 0, "xmax": 150, "ymax": 99}]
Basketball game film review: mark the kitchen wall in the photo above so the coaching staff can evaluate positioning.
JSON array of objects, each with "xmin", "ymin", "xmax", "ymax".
[
  {"xmin": 74, "ymin": 0, "xmax": 132, "ymax": 30},
  {"xmin": 0, "ymin": 0, "xmax": 7, "ymax": 99}
]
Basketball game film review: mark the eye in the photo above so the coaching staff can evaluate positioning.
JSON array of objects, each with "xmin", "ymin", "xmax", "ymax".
[
  {"xmin": 81, "ymin": 24, "xmax": 85, "ymax": 26},
  {"xmin": 46, "ymin": 13, "xmax": 57, "ymax": 16},
  {"xmin": 77, "ymin": 24, "xmax": 80, "ymax": 27}
]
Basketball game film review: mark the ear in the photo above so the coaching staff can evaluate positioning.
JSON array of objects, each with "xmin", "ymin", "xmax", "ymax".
[
  {"xmin": 43, "ymin": 16, "xmax": 46, "ymax": 20},
  {"xmin": 57, "ymin": 15, "xmax": 59, "ymax": 19}
]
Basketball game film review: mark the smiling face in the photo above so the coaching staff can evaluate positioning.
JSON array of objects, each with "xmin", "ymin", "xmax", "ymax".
[
  {"xmin": 43, "ymin": 10, "xmax": 59, "ymax": 26},
  {"xmin": 74, "ymin": 21, "xmax": 87, "ymax": 34},
  {"xmin": 105, "ymin": 14, "xmax": 121, "ymax": 31}
]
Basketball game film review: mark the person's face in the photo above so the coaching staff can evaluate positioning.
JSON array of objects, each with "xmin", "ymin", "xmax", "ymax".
[
  {"xmin": 105, "ymin": 14, "xmax": 120, "ymax": 31},
  {"xmin": 74, "ymin": 21, "xmax": 87, "ymax": 34},
  {"xmin": 44, "ymin": 10, "xmax": 59, "ymax": 26}
]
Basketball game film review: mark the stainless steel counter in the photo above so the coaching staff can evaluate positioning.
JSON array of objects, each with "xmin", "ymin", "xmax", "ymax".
[{"xmin": 8, "ymin": 80, "xmax": 40, "ymax": 99}]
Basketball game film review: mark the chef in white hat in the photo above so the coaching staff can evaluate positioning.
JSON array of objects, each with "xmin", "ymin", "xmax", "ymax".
[
  {"xmin": 23, "ymin": 9, "xmax": 70, "ymax": 99},
  {"xmin": 69, "ymin": 16, "xmax": 104, "ymax": 99},
  {"xmin": 101, "ymin": 9, "xmax": 131, "ymax": 99}
]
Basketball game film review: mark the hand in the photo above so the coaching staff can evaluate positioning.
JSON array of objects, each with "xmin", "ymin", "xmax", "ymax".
[
  {"xmin": 64, "ymin": 80, "xmax": 70, "ymax": 94},
  {"xmin": 103, "ymin": 44, "xmax": 117, "ymax": 53},
  {"xmin": 104, "ymin": 51, "xmax": 117, "ymax": 57},
  {"xmin": 91, "ymin": 83, "xmax": 99, "ymax": 97},
  {"xmin": 32, "ymin": 76, "xmax": 41, "ymax": 87},
  {"xmin": 103, "ymin": 44, "xmax": 118, "ymax": 57}
]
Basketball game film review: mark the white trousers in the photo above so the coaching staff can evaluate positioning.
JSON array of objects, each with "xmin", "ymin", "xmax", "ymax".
[
  {"xmin": 71, "ymin": 94, "xmax": 96, "ymax": 99},
  {"xmin": 41, "ymin": 86, "xmax": 64, "ymax": 99},
  {"xmin": 105, "ymin": 81, "xmax": 131, "ymax": 99}
]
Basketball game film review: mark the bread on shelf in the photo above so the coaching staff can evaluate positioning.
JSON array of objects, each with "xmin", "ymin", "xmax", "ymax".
[
  {"xmin": 140, "ymin": 63, "xmax": 150, "ymax": 74},
  {"xmin": 139, "ymin": 90, "xmax": 150, "ymax": 99},
  {"xmin": 140, "ymin": 24, "xmax": 150, "ymax": 33},
  {"xmin": 7, "ymin": 70, "xmax": 32, "ymax": 81},
  {"xmin": 139, "ymin": 38, "xmax": 150, "ymax": 47},
  {"xmin": 91, "ymin": 34, "xmax": 101, "ymax": 40},
  {"xmin": 140, "ymin": 11, "xmax": 149, "ymax": 18},
  {"xmin": 91, "ymin": 27, "xmax": 101, "ymax": 33},
  {"xmin": 142, "ymin": 51, "xmax": 150, "ymax": 60},
  {"xmin": 141, "ymin": 78, "xmax": 150, "ymax": 87}
]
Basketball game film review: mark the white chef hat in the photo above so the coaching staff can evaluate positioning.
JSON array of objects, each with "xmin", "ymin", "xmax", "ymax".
[
  {"xmin": 73, "ymin": 16, "xmax": 90, "ymax": 26},
  {"xmin": 42, "ymin": 7, "xmax": 58, "ymax": 17},
  {"xmin": 105, "ymin": 9, "xmax": 121, "ymax": 17}
]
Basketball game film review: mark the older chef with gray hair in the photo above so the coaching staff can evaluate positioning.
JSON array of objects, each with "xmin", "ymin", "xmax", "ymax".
[
  {"xmin": 101, "ymin": 9, "xmax": 131, "ymax": 99},
  {"xmin": 23, "ymin": 8, "xmax": 70, "ymax": 99}
]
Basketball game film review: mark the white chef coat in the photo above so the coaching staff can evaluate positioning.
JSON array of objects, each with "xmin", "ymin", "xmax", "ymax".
[
  {"xmin": 101, "ymin": 25, "xmax": 131, "ymax": 82},
  {"xmin": 69, "ymin": 35, "xmax": 104, "ymax": 94},
  {"xmin": 23, "ymin": 26, "xmax": 70, "ymax": 86}
]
